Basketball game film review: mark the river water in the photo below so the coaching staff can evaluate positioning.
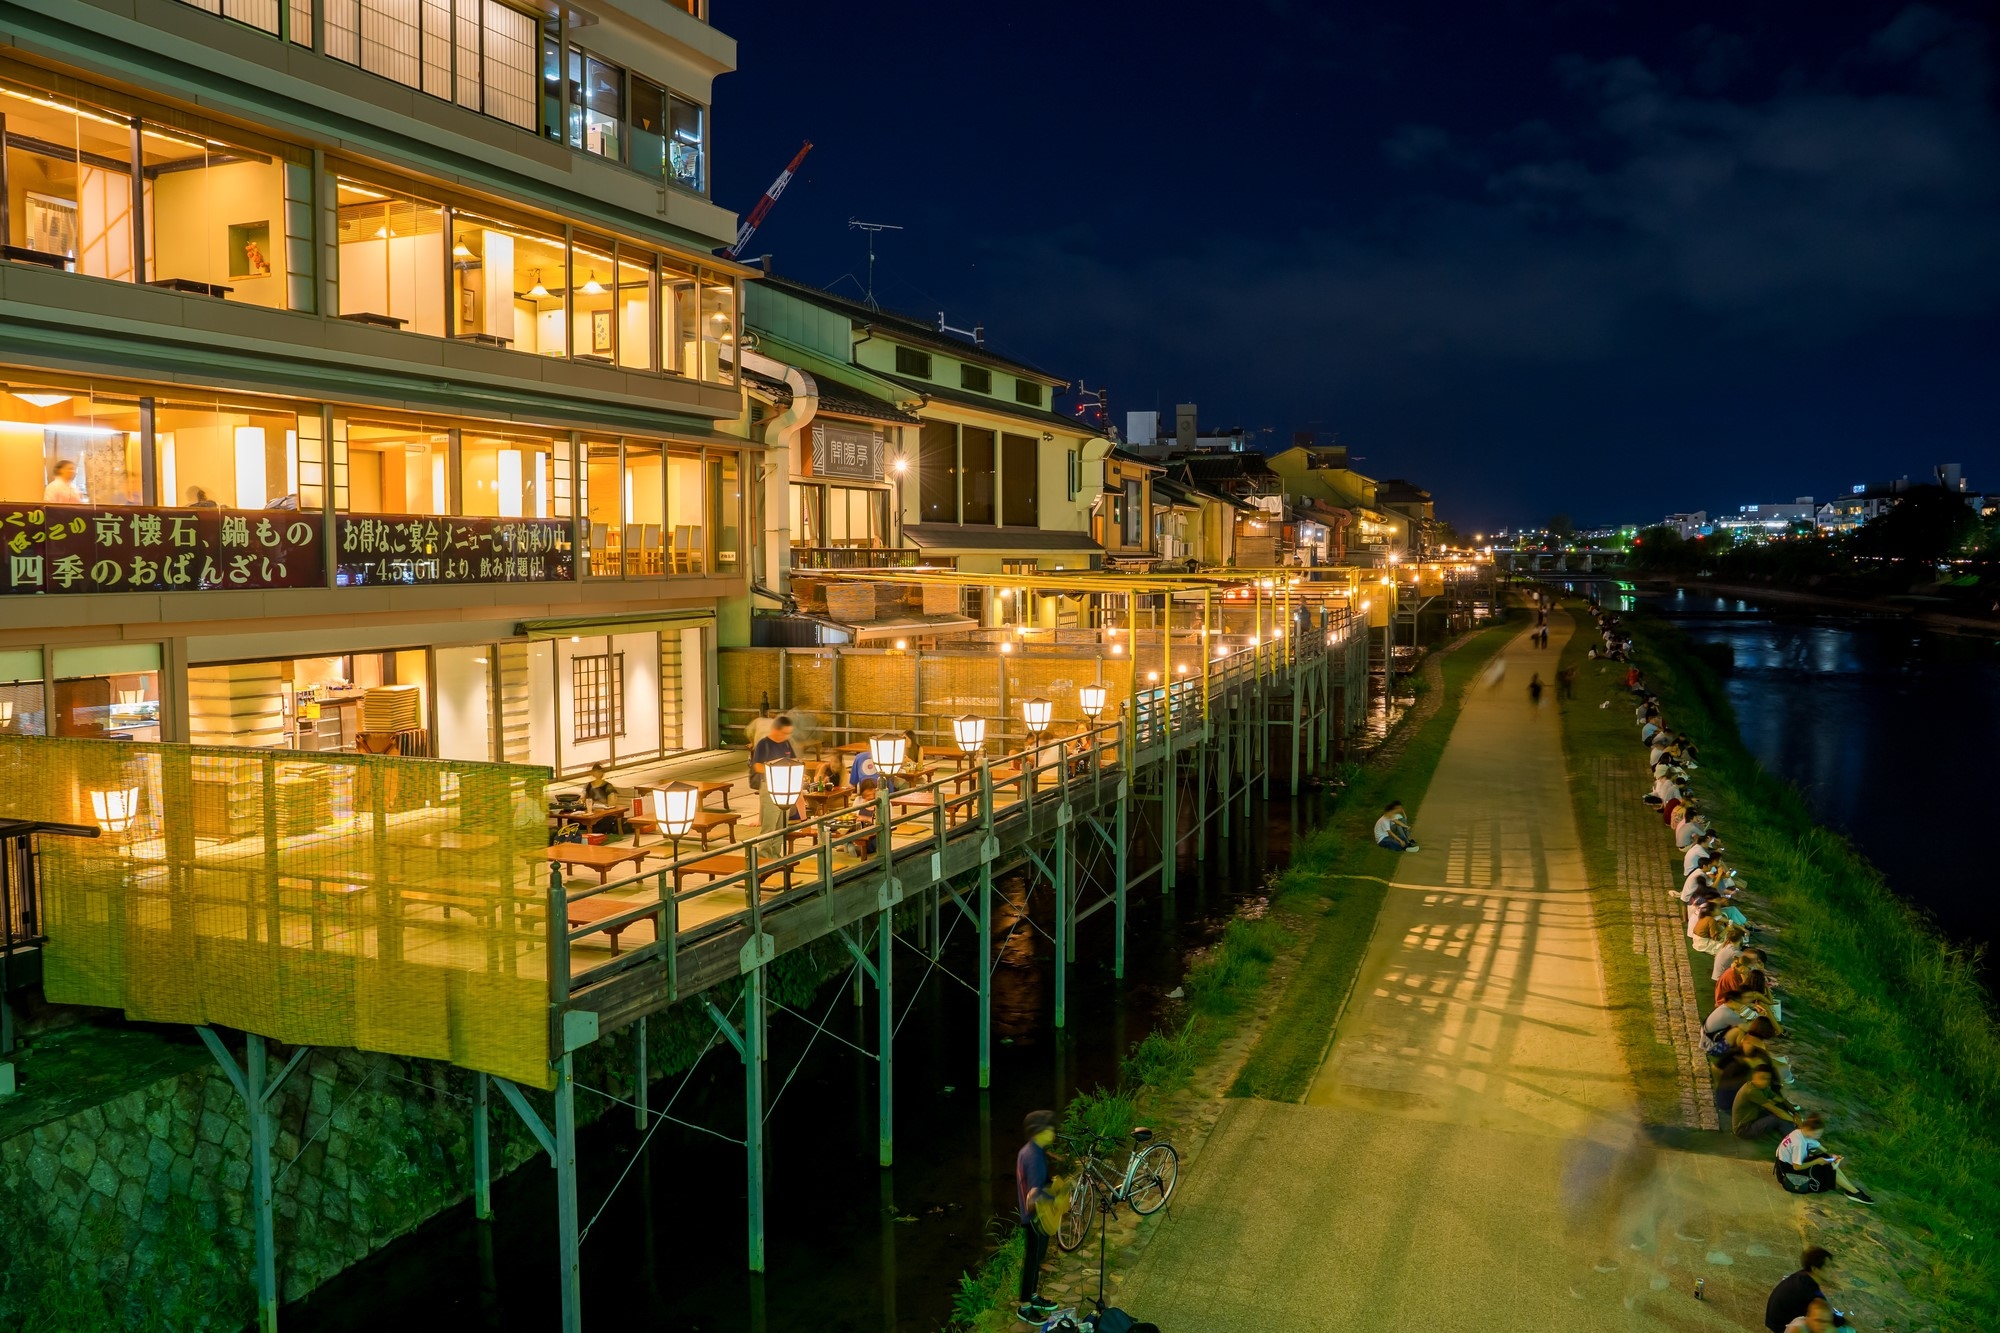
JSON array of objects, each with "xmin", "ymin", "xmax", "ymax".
[
  {"xmin": 1626, "ymin": 588, "xmax": 2000, "ymax": 974},
  {"xmin": 291, "ymin": 786, "xmax": 1329, "ymax": 1332}
]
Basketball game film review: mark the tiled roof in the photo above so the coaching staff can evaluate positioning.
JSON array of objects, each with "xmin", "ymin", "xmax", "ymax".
[
  {"xmin": 743, "ymin": 366, "xmax": 922, "ymax": 425},
  {"xmin": 878, "ymin": 374, "xmax": 1106, "ymax": 438}
]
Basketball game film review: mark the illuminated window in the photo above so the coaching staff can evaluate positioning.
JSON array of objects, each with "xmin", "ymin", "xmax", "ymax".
[{"xmin": 572, "ymin": 652, "xmax": 624, "ymax": 743}]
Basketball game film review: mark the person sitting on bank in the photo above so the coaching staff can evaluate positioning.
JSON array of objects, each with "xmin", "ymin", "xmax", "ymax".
[
  {"xmin": 1711, "ymin": 1038, "xmax": 1772, "ymax": 1121},
  {"xmin": 1374, "ymin": 801, "xmax": 1419, "ymax": 852},
  {"xmin": 1717, "ymin": 949, "xmax": 1770, "ymax": 1006},
  {"xmin": 1733, "ymin": 1066, "xmax": 1802, "ymax": 1139},
  {"xmin": 1673, "ymin": 806, "xmax": 1711, "ymax": 847},
  {"xmin": 1777, "ymin": 1114, "xmax": 1874, "ymax": 1203},
  {"xmin": 1684, "ymin": 833, "xmax": 1720, "ymax": 876},
  {"xmin": 1765, "ymin": 1246, "xmax": 1834, "ymax": 1333},
  {"xmin": 1015, "ymin": 1110, "xmax": 1062, "ymax": 1322},
  {"xmin": 1711, "ymin": 926, "xmax": 1751, "ymax": 983},
  {"xmin": 1704, "ymin": 993, "xmax": 1761, "ymax": 1037}
]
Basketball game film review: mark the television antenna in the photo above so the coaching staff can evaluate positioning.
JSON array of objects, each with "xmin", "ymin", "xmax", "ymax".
[{"xmin": 847, "ymin": 218, "xmax": 902, "ymax": 309}]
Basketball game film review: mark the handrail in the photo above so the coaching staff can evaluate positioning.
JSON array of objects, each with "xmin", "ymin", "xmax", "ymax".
[{"xmin": 556, "ymin": 719, "xmax": 1126, "ymax": 998}]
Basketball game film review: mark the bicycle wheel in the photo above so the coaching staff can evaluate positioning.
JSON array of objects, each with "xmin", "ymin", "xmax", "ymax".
[
  {"xmin": 1056, "ymin": 1175, "xmax": 1096, "ymax": 1252},
  {"xmin": 1126, "ymin": 1143, "xmax": 1179, "ymax": 1215}
]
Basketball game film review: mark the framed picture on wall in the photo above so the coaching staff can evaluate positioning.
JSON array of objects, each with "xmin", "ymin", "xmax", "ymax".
[
  {"xmin": 227, "ymin": 221, "xmax": 273, "ymax": 279},
  {"xmin": 459, "ymin": 282, "xmax": 480, "ymax": 331},
  {"xmin": 25, "ymin": 193, "xmax": 78, "ymax": 258},
  {"xmin": 591, "ymin": 309, "xmax": 613, "ymax": 354}
]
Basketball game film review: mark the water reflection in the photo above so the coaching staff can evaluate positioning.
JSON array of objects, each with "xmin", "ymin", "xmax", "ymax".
[{"xmin": 1656, "ymin": 605, "xmax": 2000, "ymax": 974}]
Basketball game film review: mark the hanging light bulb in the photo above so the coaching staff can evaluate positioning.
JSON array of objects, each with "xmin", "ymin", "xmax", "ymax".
[
  {"xmin": 452, "ymin": 242, "xmax": 472, "ymax": 258},
  {"xmin": 528, "ymin": 270, "xmax": 550, "ymax": 299},
  {"xmin": 581, "ymin": 271, "xmax": 604, "ymax": 295}
]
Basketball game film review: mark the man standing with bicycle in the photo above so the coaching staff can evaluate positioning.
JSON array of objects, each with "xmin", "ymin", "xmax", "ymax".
[{"xmin": 1017, "ymin": 1109, "xmax": 1060, "ymax": 1322}]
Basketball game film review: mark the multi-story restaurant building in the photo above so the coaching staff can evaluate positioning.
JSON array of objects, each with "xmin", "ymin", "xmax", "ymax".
[{"xmin": 0, "ymin": 0, "xmax": 755, "ymax": 780}]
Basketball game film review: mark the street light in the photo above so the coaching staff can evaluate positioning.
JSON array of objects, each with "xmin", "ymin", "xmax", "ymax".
[
  {"xmin": 869, "ymin": 733, "xmax": 908, "ymax": 778},
  {"xmin": 647, "ymin": 781, "xmax": 699, "ymax": 859},
  {"xmin": 953, "ymin": 713, "xmax": 987, "ymax": 755},
  {"xmin": 1077, "ymin": 685, "xmax": 1107, "ymax": 722},
  {"xmin": 765, "ymin": 758, "xmax": 806, "ymax": 809},
  {"xmin": 1021, "ymin": 698, "xmax": 1053, "ymax": 737},
  {"xmin": 90, "ymin": 785, "xmax": 140, "ymax": 833}
]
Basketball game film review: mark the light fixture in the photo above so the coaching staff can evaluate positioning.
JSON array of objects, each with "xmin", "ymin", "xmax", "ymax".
[
  {"xmin": 452, "ymin": 242, "xmax": 473, "ymax": 258},
  {"xmin": 647, "ymin": 780, "xmax": 699, "ymax": 858},
  {"xmin": 868, "ymin": 734, "xmax": 908, "ymax": 777},
  {"xmin": 1249, "ymin": 634, "xmax": 1259, "ymax": 646},
  {"xmin": 1146, "ymin": 671, "xmax": 1160, "ymax": 683},
  {"xmin": 893, "ymin": 639, "xmax": 908, "ymax": 651},
  {"xmin": 1216, "ymin": 647, "xmax": 1227, "ymax": 659},
  {"xmin": 10, "ymin": 389, "xmax": 71, "ymax": 409},
  {"xmin": 116, "ymin": 689, "xmax": 144, "ymax": 706},
  {"xmin": 892, "ymin": 456, "xmax": 908, "ymax": 474},
  {"xmin": 1177, "ymin": 664, "xmax": 1189, "ymax": 674},
  {"xmin": 1022, "ymin": 698, "xmax": 1053, "ymax": 736},
  {"xmin": 1000, "ymin": 641, "xmax": 1013, "ymax": 654},
  {"xmin": 1110, "ymin": 642, "xmax": 1124, "ymax": 655},
  {"xmin": 953, "ymin": 714, "xmax": 986, "ymax": 755},
  {"xmin": 528, "ymin": 270, "xmax": 550, "ymax": 299},
  {"xmin": 581, "ymin": 271, "xmax": 604, "ymax": 295},
  {"xmin": 90, "ymin": 785, "xmax": 141, "ymax": 833},
  {"xmin": 1077, "ymin": 685, "xmax": 1107, "ymax": 721}
]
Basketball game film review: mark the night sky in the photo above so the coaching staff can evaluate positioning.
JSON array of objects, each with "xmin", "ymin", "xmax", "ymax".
[{"xmin": 717, "ymin": 2, "xmax": 2000, "ymax": 531}]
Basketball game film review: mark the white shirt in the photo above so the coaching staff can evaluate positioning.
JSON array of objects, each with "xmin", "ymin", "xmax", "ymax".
[
  {"xmin": 44, "ymin": 477, "xmax": 81, "ymax": 504},
  {"xmin": 1655, "ymin": 776, "xmax": 1683, "ymax": 803},
  {"xmin": 1640, "ymin": 722, "xmax": 1661, "ymax": 743},
  {"xmin": 1373, "ymin": 814, "xmax": 1402, "ymax": 842},
  {"xmin": 1683, "ymin": 843, "xmax": 1713, "ymax": 875},
  {"xmin": 1703, "ymin": 1002, "xmax": 1750, "ymax": 1036},
  {"xmin": 1712, "ymin": 941, "xmax": 1745, "ymax": 981},
  {"xmin": 1681, "ymin": 868, "xmax": 1713, "ymax": 902},
  {"xmin": 1675, "ymin": 819, "xmax": 1706, "ymax": 848},
  {"xmin": 1776, "ymin": 1128, "xmax": 1823, "ymax": 1168}
]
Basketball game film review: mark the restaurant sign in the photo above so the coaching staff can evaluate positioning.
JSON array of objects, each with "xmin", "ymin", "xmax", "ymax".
[
  {"xmin": 1, "ymin": 503, "xmax": 323, "ymax": 595},
  {"xmin": 335, "ymin": 515, "xmax": 573, "ymax": 587},
  {"xmin": 809, "ymin": 422, "xmax": 884, "ymax": 481}
]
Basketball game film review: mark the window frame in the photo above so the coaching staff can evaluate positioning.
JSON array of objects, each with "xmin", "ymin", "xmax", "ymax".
[
  {"xmin": 959, "ymin": 364, "xmax": 992, "ymax": 394},
  {"xmin": 1015, "ymin": 379, "xmax": 1043, "ymax": 407},
  {"xmin": 571, "ymin": 649, "xmax": 625, "ymax": 743},
  {"xmin": 895, "ymin": 346, "xmax": 933, "ymax": 378}
]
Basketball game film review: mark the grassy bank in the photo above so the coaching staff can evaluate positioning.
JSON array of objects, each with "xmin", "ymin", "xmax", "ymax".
[
  {"xmin": 1574, "ymin": 604, "xmax": 2000, "ymax": 1324},
  {"xmin": 1228, "ymin": 612, "xmax": 1525, "ymax": 1100}
]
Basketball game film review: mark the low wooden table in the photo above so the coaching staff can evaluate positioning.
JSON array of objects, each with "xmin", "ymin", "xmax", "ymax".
[
  {"xmin": 800, "ymin": 786, "xmax": 854, "ymax": 818},
  {"xmin": 670, "ymin": 854, "xmax": 793, "ymax": 895},
  {"xmin": 536, "ymin": 843, "xmax": 651, "ymax": 884},
  {"xmin": 554, "ymin": 806, "xmax": 627, "ymax": 836},
  {"xmin": 697, "ymin": 779, "xmax": 735, "ymax": 810},
  {"xmin": 889, "ymin": 789, "xmax": 977, "ymax": 825},
  {"xmin": 564, "ymin": 895, "xmax": 652, "ymax": 954},
  {"xmin": 690, "ymin": 809, "xmax": 744, "ymax": 847}
]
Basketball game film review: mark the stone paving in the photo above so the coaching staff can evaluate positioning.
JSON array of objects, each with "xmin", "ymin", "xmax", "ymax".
[{"xmin": 1594, "ymin": 753, "xmax": 1718, "ymax": 1130}]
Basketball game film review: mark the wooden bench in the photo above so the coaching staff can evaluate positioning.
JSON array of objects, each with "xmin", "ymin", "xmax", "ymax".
[
  {"xmin": 564, "ymin": 895, "xmax": 654, "ymax": 954},
  {"xmin": 670, "ymin": 854, "xmax": 793, "ymax": 895}
]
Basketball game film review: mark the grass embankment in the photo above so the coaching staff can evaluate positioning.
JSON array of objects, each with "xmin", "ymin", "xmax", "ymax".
[
  {"xmin": 1569, "ymin": 605, "xmax": 2000, "ymax": 1324},
  {"xmin": 1227, "ymin": 612, "xmax": 1525, "ymax": 1100},
  {"xmin": 946, "ymin": 612, "xmax": 1525, "ymax": 1327}
]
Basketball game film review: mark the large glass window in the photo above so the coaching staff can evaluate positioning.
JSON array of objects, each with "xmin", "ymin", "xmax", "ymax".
[
  {"xmin": 667, "ymin": 93, "xmax": 704, "ymax": 192},
  {"xmin": 707, "ymin": 451, "xmax": 740, "ymax": 573},
  {"xmin": 335, "ymin": 177, "xmax": 446, "ymax": 335},
  {"xmin": 663, "ymin": 268, "xmax": 697, "ymax": 378},
  {"xmin": 461, "ymin": 429, "xmax": 564, "ymax": 518},
  {"xmin": 53, "ymin": 644, "xmax": 160, "ymax": 742},
  {"xmin": 143, "ymin": 125, "xmax": 299, "ymax": 308},
  {"xmin": 570, "ymin": 234, "xmax": 616, "ymax": 361},
  {"xmin": 1001, "ymin": 433, "xmax": 1038, "ymax": 527},
  {"xmin": 616, "ymin": 247, "xmax": 655, "ymax": 370},
  {"xmin": 0, "ymin": 649, "xmax": 44, "ymax": 738},
  {"xmin": 917, "ymin": 420, "xmax": 955, "ymax": 524},
  {"xmin": 961, "ymin": 427, "xmax": 995, "ymax": 525},
  {"xmin": 789, "ymin": 482, "xmax": 824, "ymax": 548},
  {"xmin": 827, "ymin": 486, "xmax": 888, "ymax": 547},
  {"xmin": 583, "ymin": 438, "xmax": 620, "ymax": 575},
  {"xmin": 630, "ymin": 78, "xmax": 667, "ymax": 181},
  {"xmin": 156, "ymin": 396, "xmax": 303, "ymax": 509},
  {"xmin": 0, "ymin": 84, "xmax": 135, "ymax": 281},
  {"xmin": 567, "ymin": 50, "xmax": 624, "ymax": 161},
  {"xmin": 699, "ymin": 281, "xmax": 735, "ymax": 384},
  {"xmin": 340, "ymin": 418, "xmax": 447, "ymax": 515},
  {"xmin": 666, "ymin": 449, "xmax": 703, "ymax": 572},
  {"xmin": 621, "ymin": 440, "xmax": 664, "ymax": 576},
  {"xmin": 0, "ymin": 388, "xmax": 144, "ymax": 507}
]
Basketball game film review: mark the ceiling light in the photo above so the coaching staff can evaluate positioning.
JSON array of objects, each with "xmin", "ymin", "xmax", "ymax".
[
  {"xmin": 11, "ymin": 390, "xmax": 70, "ymax": 409},
  {"xmin": 581, "ymin": 272, "xmax": 604, "ymax": 295},
  {"xmin": 528, "ymin": 270, "xmax": 550, "ymax": 299},
  {"xmin": 452, "ymin": 243, "xmax": 472, "ymax": 258}
]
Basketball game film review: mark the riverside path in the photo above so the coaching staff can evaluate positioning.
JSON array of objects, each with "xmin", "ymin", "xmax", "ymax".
[{"xmin": 1119, "ymin": 619, "xmax": 1805, "ymax": 1332}]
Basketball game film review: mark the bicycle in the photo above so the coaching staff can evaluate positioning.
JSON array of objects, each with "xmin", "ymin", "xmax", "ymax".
[{"xmin": 1054, "ymin": 1125, "xmax": 1179, "ymax": 1253}]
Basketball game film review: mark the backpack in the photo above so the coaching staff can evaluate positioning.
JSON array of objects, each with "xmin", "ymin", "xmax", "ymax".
[{"xmin": 1095, "ymin": 1311, "xmax": 1136, "ymax": 1333}]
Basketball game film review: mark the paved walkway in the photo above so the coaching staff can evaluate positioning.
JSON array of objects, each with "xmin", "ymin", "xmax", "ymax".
[{"xmin": 1120, "ymin": 622, "xmax": 1807, "ymax": 1332}]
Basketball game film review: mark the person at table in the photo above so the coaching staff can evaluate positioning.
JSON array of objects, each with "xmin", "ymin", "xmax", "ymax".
[
  {"xmin": 849, "ymin": 746, "xmax": 880, "ymax": 789},
  {"xmin": 753, "ymin": 715, "xmax": 800, "ymax": 836},
  {"xmin": 582, "ymin": 764, "xmax": 616, "ymax": 807},
  {"xmin": 44, "ymin": 459, "xmax": 82, "ymax": 504}
]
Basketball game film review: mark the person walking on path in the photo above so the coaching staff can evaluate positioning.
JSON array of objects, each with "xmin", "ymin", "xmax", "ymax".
[
  {"xmin": 1528, "ymin": 673, "xmax": 1545, "ymax": 708},
  {"xmin": 1016, "ymin": 1110, "xmax": 1061, "ymax": 1321}
]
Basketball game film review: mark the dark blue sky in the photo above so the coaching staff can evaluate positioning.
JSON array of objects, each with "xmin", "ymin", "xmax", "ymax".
[{"xmin": 716, "ymin": 2, "xmax": 2000, "ymax": 530}]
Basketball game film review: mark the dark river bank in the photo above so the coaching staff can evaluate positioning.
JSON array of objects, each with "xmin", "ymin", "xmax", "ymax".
[
  {"xmin": 290, "ymin": 786, "xmax": 1330, "ymax": 1332},
  {"xmin": 1604, "ymin": 585, "xmax": 2000, "ymax": 975}
]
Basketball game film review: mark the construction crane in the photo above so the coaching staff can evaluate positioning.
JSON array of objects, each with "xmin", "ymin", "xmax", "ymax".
[{"xmin": 727, "ymin": 140, "xmax": 813, "ymax": 259}]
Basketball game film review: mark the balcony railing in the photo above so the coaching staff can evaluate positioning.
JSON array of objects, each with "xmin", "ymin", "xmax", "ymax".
[{"xmin": 789, "ymin": 546, "xmax": 915, "ymax": 570}]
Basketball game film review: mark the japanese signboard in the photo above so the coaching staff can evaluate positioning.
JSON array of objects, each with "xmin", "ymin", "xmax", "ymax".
[
  {"xmin": 809, "ymin": 423, "xmax": 885, "ymax": 481},
  {"xmin": 335, "ymin": 515, "xmax": 573, "ymax": 586},
  {"xmin": 0, "ymin": 504, "xmax": 324, "ymax": 595}
]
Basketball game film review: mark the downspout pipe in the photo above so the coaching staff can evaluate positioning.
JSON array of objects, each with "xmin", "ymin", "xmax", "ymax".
[{"xmin": 741, "ymin": 347, "xmax": 818, "ymax": 602}]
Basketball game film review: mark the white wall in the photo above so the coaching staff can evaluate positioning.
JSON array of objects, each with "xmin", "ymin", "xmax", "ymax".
[{"xmin": 434, "ymin": 644, "xmax": 493, "ymax": 761}]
